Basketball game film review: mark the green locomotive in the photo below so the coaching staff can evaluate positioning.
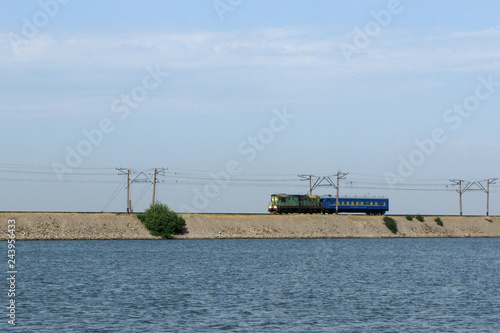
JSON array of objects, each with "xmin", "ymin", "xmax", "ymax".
[{"xmin": 268, "ymin": 194, "xmax": 322, "ymax": 214}]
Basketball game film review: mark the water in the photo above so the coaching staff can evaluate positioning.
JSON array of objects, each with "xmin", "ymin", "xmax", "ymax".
[{"xmin": 4, "ymin": 238, "xmax": 500, "ymax": 332}]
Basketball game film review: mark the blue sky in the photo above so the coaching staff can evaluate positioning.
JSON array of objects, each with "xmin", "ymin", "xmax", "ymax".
[{"xmin": 1, "ymin": 0, "xmax": 500, "ymax": 214}]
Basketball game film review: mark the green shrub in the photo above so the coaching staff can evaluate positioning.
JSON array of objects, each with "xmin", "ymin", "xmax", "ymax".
[
  {"xmin": 137, "ymin": 202, "xmax": 186, "ymax": 239},
  {"xmin": 416, "ymin": 214, "xmax": 424, "ymax": 222},
  {"xmin": 383, "ymin": 216, "xmax": 398, "ymax": 234},
  {"xmin": 405, "ymin": 215, "xmax": 413, "ymax": 221},
  {"xmin": 435, "ymin": 217, "xmax": 443, "ymax": 227}
]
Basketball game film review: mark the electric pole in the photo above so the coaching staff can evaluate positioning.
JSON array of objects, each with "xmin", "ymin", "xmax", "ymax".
[
  {"xmin": 450, "ymin": 179, "xmax": 475, "ymax": 216},
  {"xmin": 298, "ymin": 174, "xmax": 320, "ymax": 195},
  {"xmin": 458, "ymin": 179, "xmax": 462, "ymax": 216},
  {"xmin": 127, "ymin": 169, "xmax": 132, "ymax": 213},
  {"xmin": 117, "ymin": 167, "xmax": 167, "ymax": 212},
  {"xmin": 335, "ymin": 171, "xmax": 349, "ymax": 214},
  {"xmin": 309, "ymin": 176, "xmax": 312, "ymax": 195},
  {"xmin": 117, "ymin": 168, "xmax": 133, "ymax": 213},
  {"xmin": 151, "ymin": 168, "xmax": 167, "ymax": 205},
  {"xmin": 450, "ymin": 179, "xmax": 464, "ymax": 216},
  {"xmin": 486, "ymin": 178, "xmax": 497, "ymax": 216},
  {"xmin": 299, "ymin": 174, "xmax": 313, "ymax": 195},
  {"xmin": 476, "ymin": 178, "xmax": 498, "ymax": 216},
  {"xmin": 314, "ymin": 171, "xmax": 349, "ymax": 214},
  {"xmin": 152, "ymin": 168, "xmax": 157, "ymax": 205}
]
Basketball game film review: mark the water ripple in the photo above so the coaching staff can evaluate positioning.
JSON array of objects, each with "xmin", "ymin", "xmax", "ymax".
[{"xmin": 5, "ymin": 238, "xmax": 500, "ymax": 332}]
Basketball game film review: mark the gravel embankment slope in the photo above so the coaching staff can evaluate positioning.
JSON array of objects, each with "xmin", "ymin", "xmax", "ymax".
[
  {"xmin": 0, "ymin": 213, "xmax": 159, "ymax": 240},
  {"xmin": 1, "ymin": 213, "xmax": 499, "ymax": 240},
  {"xmin": 176, "ymin": 214, "xmax": 500, "ymax": 239}
]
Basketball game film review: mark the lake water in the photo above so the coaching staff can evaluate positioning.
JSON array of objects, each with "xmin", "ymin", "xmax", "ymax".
[{"xmin": 5, "ymin": 238, "xmax": 500, "ymax": 332}]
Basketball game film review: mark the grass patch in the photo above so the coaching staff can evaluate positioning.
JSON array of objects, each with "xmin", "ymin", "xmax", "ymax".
[
  {"xmin": 383, "ymin": 216, "xmax": 398, "ymax": 234},
  {"xmin": 435, "ymin": 217, "xmax": 443, "ymax": 227},
  {"xmin": 137, "ymin": 202, "xmax": 186, "ymax": 239},
  {"xmin": 416, "ymin": 214, "xmax": 424, "ymax": 222},
  {"xmin": 405, "ymin": 215, "xmax": 414, "ymax": 221}
]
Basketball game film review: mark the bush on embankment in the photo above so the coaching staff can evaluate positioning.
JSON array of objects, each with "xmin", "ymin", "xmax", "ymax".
[
  {"xmin": 137, "ymin": 202, "xmax": 186, "ymax": 239},
  {"xmin": 435, "ymin": 217, "xmax": 444, "ymax": 227},
  {"xmin": 383, "ymin": 216, "xmax": 398, "ymax": 234}
]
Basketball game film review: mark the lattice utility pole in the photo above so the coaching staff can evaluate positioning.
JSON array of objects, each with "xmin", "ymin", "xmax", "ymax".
[{"xmin": 298, "ymin": 174, "xmax": 321, "ymax": 195}]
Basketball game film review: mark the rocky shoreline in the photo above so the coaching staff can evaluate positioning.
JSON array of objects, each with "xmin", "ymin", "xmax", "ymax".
[{"xmin": 1, "ymin": 212, "xmax": 500, "ymax": 240}]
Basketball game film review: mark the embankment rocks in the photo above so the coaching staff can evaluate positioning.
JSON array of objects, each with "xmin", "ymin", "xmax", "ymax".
[{"xmin": 1, "ymin": 213, "xmax": 499, "ymax": 240}]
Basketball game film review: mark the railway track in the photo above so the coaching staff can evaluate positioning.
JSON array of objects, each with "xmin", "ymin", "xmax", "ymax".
[{"xmin": 0, "ymin": 211, "xmax": 497, "ymax": 217}]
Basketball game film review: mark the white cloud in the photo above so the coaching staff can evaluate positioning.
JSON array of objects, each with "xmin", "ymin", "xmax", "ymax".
[
  {"xmin": 2, "ymin": 26, "xmax": 500, "ymax": 73},
  {"xmin": 2, "ymin": 26, "xmax": 500, "ymax": 121}
]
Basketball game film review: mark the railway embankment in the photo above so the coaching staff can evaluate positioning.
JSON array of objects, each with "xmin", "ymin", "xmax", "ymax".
[{"xmin": 2, "ymin": 212, "xmax": 500, "ymax": 240}]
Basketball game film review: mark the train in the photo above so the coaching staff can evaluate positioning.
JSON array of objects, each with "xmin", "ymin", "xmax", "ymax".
[{"xmin": 268, "ymin": 194, "xmax": 389, "ymax": 215}]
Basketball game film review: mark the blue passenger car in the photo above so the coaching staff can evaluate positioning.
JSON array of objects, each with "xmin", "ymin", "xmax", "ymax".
[{"xmin": 321, "ymin": 197, "xmax": 389, "ymax": 215}]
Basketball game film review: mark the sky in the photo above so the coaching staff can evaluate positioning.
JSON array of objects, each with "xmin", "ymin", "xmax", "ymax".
[{"xmin": 1, "ymin": 0, "xmax": 500, "ymax": 215}]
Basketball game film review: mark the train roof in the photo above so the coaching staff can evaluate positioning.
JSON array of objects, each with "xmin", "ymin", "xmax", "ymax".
[
  {"xmin": 271, "ymin": 194, "xmax": 321, "ymax": 198},
  {"xmin": 320, "ymin": 196, "xmax": 388, "ymax": 200},
  {"xmin": 271, "ymin": 194, "xmax": 388, "ymax": 200}
]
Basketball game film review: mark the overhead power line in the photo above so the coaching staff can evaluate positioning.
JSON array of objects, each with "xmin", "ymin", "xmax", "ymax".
[{"xmin": 0, "ymin": 164, "xmax": 498, "ymax": 214}]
